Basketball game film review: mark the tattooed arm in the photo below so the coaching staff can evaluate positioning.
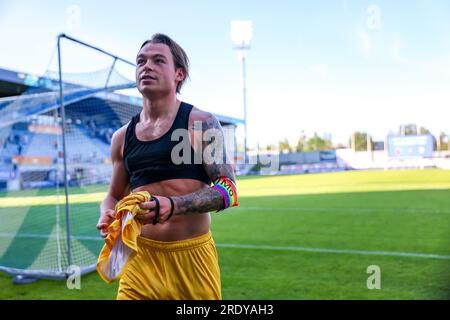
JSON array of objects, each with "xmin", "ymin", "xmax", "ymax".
[{"xmin": 171, "ymin": 110, "xmax": 237, "ymax": 215}]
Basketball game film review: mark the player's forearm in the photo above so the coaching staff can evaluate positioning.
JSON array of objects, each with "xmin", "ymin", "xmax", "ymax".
[
  {"xmin": 100, "ymin": 194, "xmax": 118, "ymax": 215},
  {"xmin": 171, "ymin": 188, "xmax": 225, "ymax": 215}
]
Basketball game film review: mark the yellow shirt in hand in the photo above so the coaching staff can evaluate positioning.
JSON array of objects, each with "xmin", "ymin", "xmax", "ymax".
[{"xmin": 97, "ymin": 191, "xmax": 150, "ymax": 283}]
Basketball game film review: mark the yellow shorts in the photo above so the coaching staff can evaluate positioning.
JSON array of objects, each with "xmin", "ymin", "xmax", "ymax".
[{"xmin": 117, "ymin": 231, "xmax": 221, "ymax": 300}]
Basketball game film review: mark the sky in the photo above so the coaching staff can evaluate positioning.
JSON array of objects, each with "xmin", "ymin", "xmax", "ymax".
[{"xmin": 0, "ymin": 0, "xmax": 449, "ymax": 148}]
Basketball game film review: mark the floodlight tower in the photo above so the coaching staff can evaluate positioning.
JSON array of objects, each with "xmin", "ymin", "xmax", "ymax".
[{"xmin": 231, "ymin": 20, "xmax": 253, "ymax": 163}]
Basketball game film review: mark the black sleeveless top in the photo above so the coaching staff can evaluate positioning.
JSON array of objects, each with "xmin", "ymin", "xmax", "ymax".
[{"xmin": 123, "ymin": 102, "xmax": 211, "ymax": 189}]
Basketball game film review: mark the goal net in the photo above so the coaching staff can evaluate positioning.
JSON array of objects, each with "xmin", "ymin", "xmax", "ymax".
[{"xmin": 0, "ymin": 34, "xmax": 140, "ymax": 281}]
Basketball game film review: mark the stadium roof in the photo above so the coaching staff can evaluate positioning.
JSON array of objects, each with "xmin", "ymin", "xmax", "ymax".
[{"xmin": 0, "ymin": 68, "xmax": 43, "ymax": 97}]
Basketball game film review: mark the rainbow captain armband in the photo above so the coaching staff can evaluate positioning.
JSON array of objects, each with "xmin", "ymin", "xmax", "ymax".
[{"xmin": 212, "ymin": 177, "xmax": 238, "ymax": 210}]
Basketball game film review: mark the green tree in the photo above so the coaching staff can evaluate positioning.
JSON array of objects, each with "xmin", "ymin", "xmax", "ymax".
[
  {"xmin": 399, "ymin": 124, "xmax": 431, "ymax": 135},
  {"xmin": 261, "ymin": 144, "xmax": 276, "ymax": 152},
  {"xmin": 296, "ymin": 131, "xmax": 307, "ymax": 152},
  {"xmin": 278, "ymin": 138, "xmax": 292, "ymax": 153},
  {"xmin": 400, "ymin": 124, "xmax": 417, "ymax": 135},
  {"xmin": 305, "ymin": 133, "xmax": 332, "ymax": 151},
  {"xmin": 418, "ymin": 126, "xmax": 431, "ymax": 134},
  {"xmin": 349, "ymin": 131, "xmax": 368, "ymax": 151},
  {"xmin": 439, "ymin": 132, "xmax": 449, "ymax": 151}
]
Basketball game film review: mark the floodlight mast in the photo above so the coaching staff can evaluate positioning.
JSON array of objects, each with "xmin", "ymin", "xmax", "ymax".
[{"xmin": 231, "ymin": 21, "xmax": 252, "ymax": 164}]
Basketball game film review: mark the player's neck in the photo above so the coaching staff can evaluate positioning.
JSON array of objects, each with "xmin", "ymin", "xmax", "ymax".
[{"xmin": 141, "ymin": 95, "xmax": 179, "ymax": 123}]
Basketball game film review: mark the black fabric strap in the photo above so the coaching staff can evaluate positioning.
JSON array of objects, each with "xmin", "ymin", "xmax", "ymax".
[
  {"xmin": 151, "ymin": 196, "xmax": 160, "ymax": 225},
  {"xmin": 167, "ymin": 197, "xmax": 175, "ymax": 221}
]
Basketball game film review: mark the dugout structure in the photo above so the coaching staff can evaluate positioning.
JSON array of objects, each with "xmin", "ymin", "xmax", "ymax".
[{"xmin": 0, "ymin": 35, "xmax": 242, "ymax": 282}]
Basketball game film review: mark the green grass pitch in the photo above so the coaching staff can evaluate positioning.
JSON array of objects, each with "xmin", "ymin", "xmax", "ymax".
[{"xmin": 0, "ymin": 169, "xmax": 449, "ymax": 299}]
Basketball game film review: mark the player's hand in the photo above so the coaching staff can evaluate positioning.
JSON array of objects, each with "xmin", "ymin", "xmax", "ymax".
[
  {"xmin": 96, "ymin": 209, "xmax": 115, "ymax": 238},
  {"xmin": 137, "ymin": 196, "xmax": 172, "ymax": 224}
]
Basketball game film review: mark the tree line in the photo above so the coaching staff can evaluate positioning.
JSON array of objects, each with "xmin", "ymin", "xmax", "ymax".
[{"xmin": 273, "ymin": 124, "xmax": 449, "ymax": 153}]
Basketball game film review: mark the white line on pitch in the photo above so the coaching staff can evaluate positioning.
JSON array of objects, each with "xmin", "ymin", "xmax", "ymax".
[
  {"xmin": 216, "ymin": 243, "xmax": 450, "ymax": 260},
  {"xmin": 1, "ymin": 232, "xmax": 449, "ymax": 260},
  {"xmin": 0, "ymin": 232, "xmax": 101, "ymax": 241},
  {"xmin": 232, "ymin": 206, "xmax": 450, "ymax": 214}
]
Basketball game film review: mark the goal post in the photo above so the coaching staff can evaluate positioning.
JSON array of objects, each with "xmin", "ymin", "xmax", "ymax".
[{"xmin": 0, "ymin": 34, "xmax": 139, "ymax": 282}]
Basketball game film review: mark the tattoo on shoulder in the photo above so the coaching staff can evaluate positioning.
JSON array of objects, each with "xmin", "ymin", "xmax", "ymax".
[
  {"xmin": 191, "ymin": 114, "xmax": 235, "ymax": 181},
  {"xmin": 167, "ymin": 113, "xmax": 237, "ymax": 215}
]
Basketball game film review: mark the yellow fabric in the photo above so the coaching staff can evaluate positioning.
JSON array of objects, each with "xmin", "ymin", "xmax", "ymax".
[
  {"xmin": 96, "ymin": 191, "xmax": 151, "ymax": 283},
  {"xmin": 117, "ymin": 231, "xmax": 222, "ymax": 300}
]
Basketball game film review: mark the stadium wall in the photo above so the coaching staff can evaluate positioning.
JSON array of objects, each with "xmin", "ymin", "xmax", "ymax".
[
  {"xmin": 336, "ymin": 149, "xmax": 450, "ymax": 170},
  {"xmin": 276, "ymin": 149, "xmax": 450, "ymax": 175}
]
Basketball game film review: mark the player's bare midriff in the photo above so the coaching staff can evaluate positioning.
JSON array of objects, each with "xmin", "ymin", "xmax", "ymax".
[{"xmin": 133, "ymin": 179, "xmax": 211, "ymax": 241}]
